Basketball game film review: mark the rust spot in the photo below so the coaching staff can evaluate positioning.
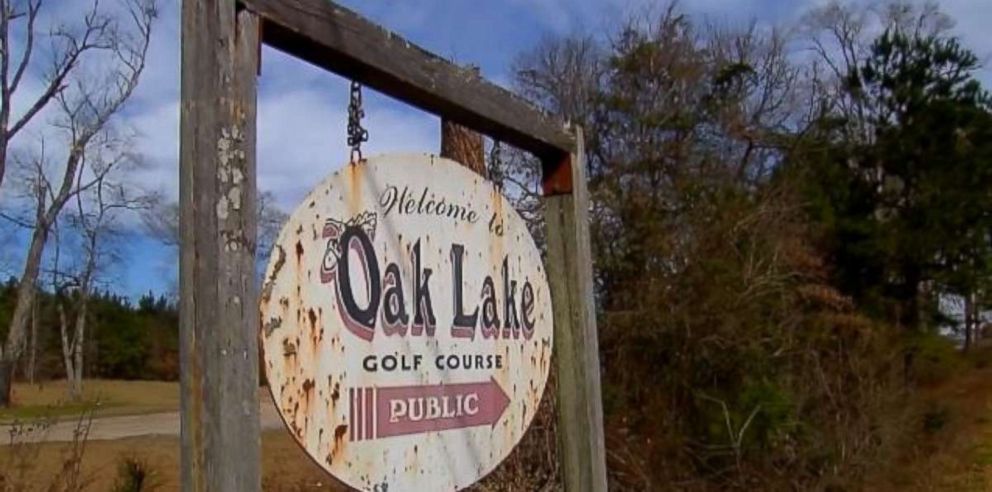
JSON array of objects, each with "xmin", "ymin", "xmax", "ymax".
[
  {"xmin": 542, "ymin": 149, "xmax": 574, "ymax": 195},
  {"xmin": 263, "ymin": 316, "xmax": 283, "ymax": 337},
  {"xmin": 260, "ymin": 156, "xmax": 555, "ymax": 488},
  {"xmin": 345, "ymin": 162, "xmax": 365, "ymax": 216},
  {"xmin": 329, "ymin": 423, "xmax": 349, "ymax": 466},
  {"xmin": 282, "ymin": 339, "xmax": 297, "ymax": 357}
]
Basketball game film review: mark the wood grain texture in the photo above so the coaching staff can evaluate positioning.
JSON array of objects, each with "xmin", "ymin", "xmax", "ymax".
[
  {"xmin": 544, "ymin": 128, "xmax": 608, "ymax": 492},
  {"xmin": 441, "ymin": 118, "xmax": 486, "ymax": 175},
  {"xmin": 240, "ymin": 0, "xmax": 573, "ymax": 166},
  {"xmin": 180, "ymin": 2, "xmax": 261, "ymax": 490}
]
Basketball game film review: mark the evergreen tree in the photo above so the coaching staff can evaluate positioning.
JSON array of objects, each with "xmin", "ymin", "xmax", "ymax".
[{"xmin": 796, "ymin": 30, "xmax": 992, "ymax": 335}]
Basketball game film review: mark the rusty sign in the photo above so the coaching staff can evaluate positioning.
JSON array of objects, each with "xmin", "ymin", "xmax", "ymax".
[{"xmin": 259, "ymin": 154, "xmax": 554, "ymax": 491}]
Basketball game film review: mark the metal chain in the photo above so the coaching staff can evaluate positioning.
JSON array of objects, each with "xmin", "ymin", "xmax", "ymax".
[
  {"xmin": 488, "ymin": 140, "xmax": 504, "ymax": 188},
  {"xmin": 347, "ymin": 81, "xmax": 369, "ymax": 163}
]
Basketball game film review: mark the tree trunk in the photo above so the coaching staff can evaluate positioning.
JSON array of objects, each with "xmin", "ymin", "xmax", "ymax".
[
  {"xmin": 906, "ymin": 271, "xmax": 923, "ymax": 333},
  {"xmin": 71, "ymin": 301, "xmax": 87, "ymax": 401},
  {"xmin": 58, "ymin": 301, "xmax": 83, "ymax": 401},
  {"xmin": 59, "ymin": 304, "xmax": 73, "ymax": 378},
  {"xmin": 901, "ymin": 267, "xmax": 923, "ymax": 385},
  {"xmin": 0, "ymin": 133, "xmax": 8, "ymax": 191},
  {"xmin": 0, "ymin": 224, "xmax": 49, "ymax": 406},
  {"xmin": 440, "ymin": 66, "xmax": 485, "ymax": 177},
  {"xmin": 0, "ymin": 360, "xmax": 12, "ymax": 406},
  {"xmin": 965, "ymin": 291, "xmax": 974, "ymax": 353},
  {"xmin": 28, "ymin": 292, "xmax": 38, "ymax": 384},
  {"xmin": 440, "ymin": 118, "xmax": 486, "ymax": 176},
  {"xmin": 973, "ymin": 292, "xmax": 983, "ymax": 346}
]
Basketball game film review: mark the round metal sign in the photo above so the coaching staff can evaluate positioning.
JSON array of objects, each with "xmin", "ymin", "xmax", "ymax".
[{"xmin": 260, "ymin": 154, "xmax": 554, "ymax": 491}]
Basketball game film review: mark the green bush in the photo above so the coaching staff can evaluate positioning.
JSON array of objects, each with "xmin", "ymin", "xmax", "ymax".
[
  {"xmin": 909, "ymin": 332, "xmax": 962, "ymax": 384},
  {"xmin": 922, "ymin": 403, "xmax": 951, "ymax": 434}
]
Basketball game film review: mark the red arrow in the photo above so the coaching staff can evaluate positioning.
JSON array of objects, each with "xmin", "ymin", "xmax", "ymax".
[{"xmin": 350, "ymin": 378, "xmax": 510, "ymax": 441}]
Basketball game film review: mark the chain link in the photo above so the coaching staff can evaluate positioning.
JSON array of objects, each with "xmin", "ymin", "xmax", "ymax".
[
  {"xmin": 488, "ymin": 140, "xmax": 505, "ymax": 188},
  {"xmin": 347, "ymin": 81, "xmax": 369, "ymax": 163}
]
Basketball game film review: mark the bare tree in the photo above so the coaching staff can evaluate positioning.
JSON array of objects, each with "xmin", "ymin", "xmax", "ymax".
[
  {"xmin": 0, "ymin": 0, "xmax": 124, "ymax": 189},
  {"xmin": 51, "ymin": 146, "xmax": 149, "ymax": 400},
  {"xmin": 256, "ymin": 193, "xmax": 289, "ymax": 272},
  {"xmin": 0, "ymin": 0, "xmax": 155, "ymax": 406},
  {"xmin": 25, "ymin": 282, "xmax": 37, "ymax": 383},
  {"xmin": 798, "ymin": 0, "xmax": 953, "ymax": 142},
  {"xmin": 143, "ymin": 190, "xmax": 288, "ymax": 288},
  {"xmin": 141, "ymin": 195, "xmax": 178, "ymax": 248}
]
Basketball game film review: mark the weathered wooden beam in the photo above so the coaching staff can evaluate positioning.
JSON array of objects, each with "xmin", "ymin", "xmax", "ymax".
[
  {"xmin": 180, "ymin": 1, "xmax": 261, "ymax": 490},
  {"xmin": 239, "ymin": 0, "xmax": 574, "ymax": 169},
  {"xmin": 544, "ymin": 127, "xmax": 608, "ymax": 492}
]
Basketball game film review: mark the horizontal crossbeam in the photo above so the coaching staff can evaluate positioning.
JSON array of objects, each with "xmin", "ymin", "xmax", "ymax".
[{"xmin": 239, "ymin": 0, "xmax": 575, "ymax": 167}]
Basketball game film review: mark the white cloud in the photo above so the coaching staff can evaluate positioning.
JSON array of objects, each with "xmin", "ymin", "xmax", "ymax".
[
  {"xmin": 256, "ymin": 85, "xmax": 439, "ymax": 211},
  {"xmin": 130, "ymin": 0, "xmax": 181, "ymax": 105},
  {"xmin": 124, "ymin": 47, "xmax": 440, "ymax": 214},
  {"xmin": 941, "ymin": 0, "xmax": 992, "ymax": 84},
  {"xmin": 6, "ymin": 0, "xmax": 992, "ymax": 298},
  {"xmin": 503, "ymin": 0, "xmax": 786, "ymax": 35},
  {"xmin": 128, "ymin": 99, "xmax": 179, "ymax": 197}
]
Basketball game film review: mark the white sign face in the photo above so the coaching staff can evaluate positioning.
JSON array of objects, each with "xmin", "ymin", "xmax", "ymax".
[{"xmin": 260, "ymin": 154, "xmax": 554, "ymax": 492}]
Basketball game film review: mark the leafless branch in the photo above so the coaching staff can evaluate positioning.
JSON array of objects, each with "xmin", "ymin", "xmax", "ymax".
[{"xmin": 0, "ymin": 0, "xmax": 156, "ymax": 384}]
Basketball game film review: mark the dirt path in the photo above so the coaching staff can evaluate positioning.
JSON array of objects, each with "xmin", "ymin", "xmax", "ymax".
[{"xmin": 2, "ymin": 396, "xmax": 284, "ymax": 443}]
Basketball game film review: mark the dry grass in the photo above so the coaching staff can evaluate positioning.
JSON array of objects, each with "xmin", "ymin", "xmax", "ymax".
[
  {"xmin": 864, "ymin": 350, "xmax": 992, "ymax": 491},
  {"xmin": 0, "ymin": 379, "xmax": 336, "ymax": 490},
  {"xmin": 8, "ymin": 371, "xmax": 992, "ymax": 490},
  {"xmin": 1, "ymin": 380, "xmax": 178, "ymax": 421},
  {"xmin": 0, "ymin": 431, "xmax": 335, "ymax": 491}
]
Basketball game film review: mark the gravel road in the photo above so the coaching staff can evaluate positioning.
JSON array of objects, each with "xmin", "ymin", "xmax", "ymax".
[{"xmin": 2, "ymin": 394, "xmax": 284, "ymax": 443}]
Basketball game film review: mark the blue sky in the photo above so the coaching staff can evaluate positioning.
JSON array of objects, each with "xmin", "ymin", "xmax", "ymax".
[{"xmin": 2, "ymin": 0, "xmax": 990, "ymax": 299}]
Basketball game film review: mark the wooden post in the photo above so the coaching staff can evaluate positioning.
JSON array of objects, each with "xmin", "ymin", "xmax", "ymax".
[
  {"xmin": 181, "ymin": 2, "xmax": 606, "ymax": 489},
  {"xmin": 544, "ymin": 127, "xmax": 608, "ymax": 492},
  {"xmin": 180, "ymin": 1, "xmax": 261, "ymax": 490}
]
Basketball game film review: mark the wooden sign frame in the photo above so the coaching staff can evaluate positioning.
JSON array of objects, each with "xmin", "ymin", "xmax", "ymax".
[{"xmin": 179, "ymin": 1, "xmax": 606, "ymax": 490}]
